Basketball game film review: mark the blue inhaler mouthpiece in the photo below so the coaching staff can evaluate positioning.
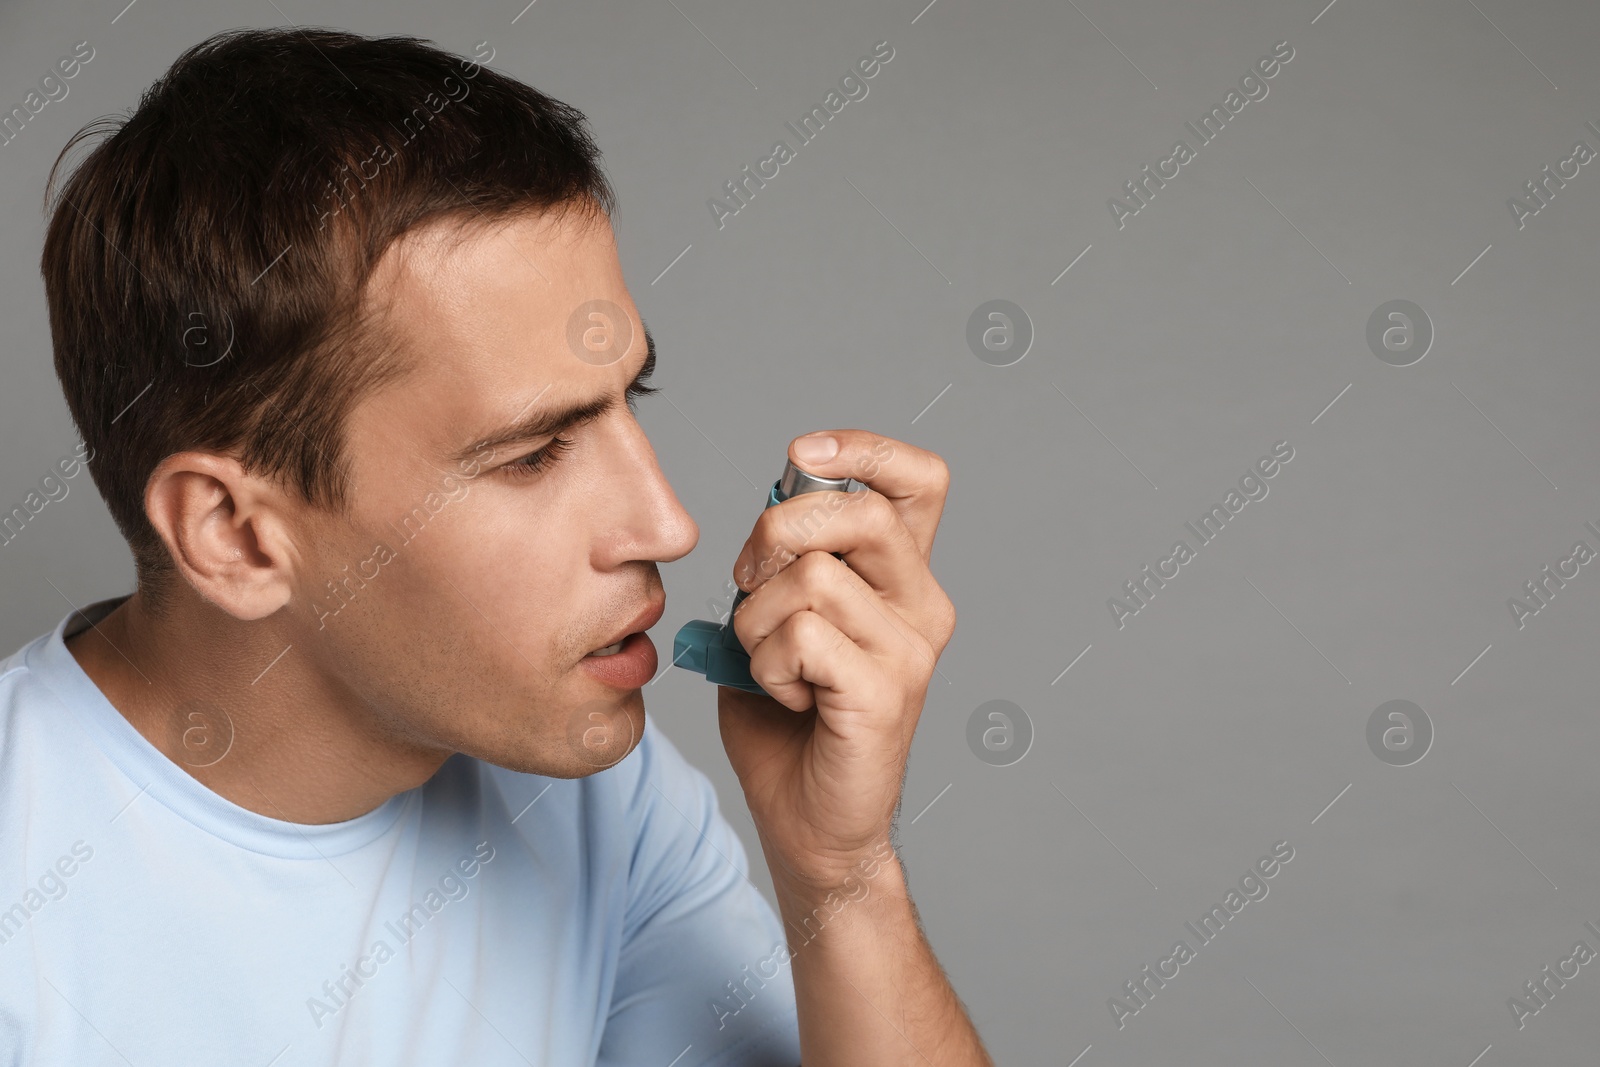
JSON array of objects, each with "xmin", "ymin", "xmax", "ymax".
[{"xmin": 673, "ymin": 458, "xmax": 854, "ymax": 696}]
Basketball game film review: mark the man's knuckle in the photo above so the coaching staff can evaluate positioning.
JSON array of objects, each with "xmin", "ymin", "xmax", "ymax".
[
  {"xmin": 794, "ymin": 609, "xmax": 831, "ymax": 645},
  {"xmin": 795, "ymin": 549, "xmax": 834, "ymax": 583}
]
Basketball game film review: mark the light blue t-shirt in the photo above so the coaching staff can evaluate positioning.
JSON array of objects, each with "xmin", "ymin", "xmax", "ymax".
[{"xmin": 0, "ymin": 596, "xmax": 801, "ymax": 1066}]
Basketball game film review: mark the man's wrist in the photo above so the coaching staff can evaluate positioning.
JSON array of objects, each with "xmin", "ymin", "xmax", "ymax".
[{"xmin": 763, "ymin": 836, "xmax": 908, "ymax": 922}]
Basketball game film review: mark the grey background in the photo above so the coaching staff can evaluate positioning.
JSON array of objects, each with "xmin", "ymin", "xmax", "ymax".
[{"xmin": 3, "ymin": 0, "xmax": 1598, "ymax": 1063}]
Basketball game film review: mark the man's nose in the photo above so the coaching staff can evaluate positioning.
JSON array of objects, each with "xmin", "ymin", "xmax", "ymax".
[{"xmin": 612, "ymin": 419, "xmax": 699, "ymax": 565}]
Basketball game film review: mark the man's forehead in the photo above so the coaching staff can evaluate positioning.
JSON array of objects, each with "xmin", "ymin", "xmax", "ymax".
[
  {"xmin": 372, "ymin": 207, "xmax": 621, "ymax": 345},
  {"xmin": 351, "ymin": 208, "xmax": 645, "ymax": 456}
]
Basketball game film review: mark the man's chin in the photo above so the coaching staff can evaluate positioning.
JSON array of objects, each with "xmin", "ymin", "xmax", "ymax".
[
  {"xmin": 564, "ymin": 693, "xmax": 644, "ymax": 773},
  {"xmin": 469, "ymin": 695, "xmax": 644, "ymax": 778}
]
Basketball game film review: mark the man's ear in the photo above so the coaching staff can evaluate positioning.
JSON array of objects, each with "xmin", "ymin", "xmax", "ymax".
[{"xmin": 142, "ymin": 451, "xmax": 303, "ymax": 621}]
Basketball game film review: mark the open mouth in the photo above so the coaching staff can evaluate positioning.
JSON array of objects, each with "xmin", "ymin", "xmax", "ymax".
[{"xmin": 577, "ymin": 630, "xmax": 658, "ymax": 689}]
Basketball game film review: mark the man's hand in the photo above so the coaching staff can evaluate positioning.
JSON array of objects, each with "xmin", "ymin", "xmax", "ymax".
[
  {"xmin": 715, "ymin": 429, "xmax": 990, "ymax": 1065},
  {"xmin": 718, "ymin": 429, "xmax": 956, "ymax": 893}
]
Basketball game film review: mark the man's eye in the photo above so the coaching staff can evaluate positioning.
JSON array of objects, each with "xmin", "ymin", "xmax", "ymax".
[{"xmin": 504, "ymin": 436, "xmax": 575, "ymax": 479}]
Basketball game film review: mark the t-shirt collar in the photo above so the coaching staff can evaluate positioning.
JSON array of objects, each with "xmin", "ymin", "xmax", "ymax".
[{"xmin": 25, "ymin": 594, "xmax": 416, "ymax": 858}]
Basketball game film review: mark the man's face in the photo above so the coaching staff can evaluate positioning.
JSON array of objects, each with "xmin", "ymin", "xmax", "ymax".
[{"xmin": 289, "ymin": 206, "xmax": 699, "ymax": 777}]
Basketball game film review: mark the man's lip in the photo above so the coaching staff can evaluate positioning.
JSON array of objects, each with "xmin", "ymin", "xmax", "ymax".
[{"xmin": 590, "ymin": 596, "xmax": 666, "ymax": 653}]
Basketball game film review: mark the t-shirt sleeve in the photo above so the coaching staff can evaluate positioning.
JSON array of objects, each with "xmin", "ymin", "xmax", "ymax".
[{"xmin": 595, "ymin": 716, "xmax": 802, "ymax": 1067}]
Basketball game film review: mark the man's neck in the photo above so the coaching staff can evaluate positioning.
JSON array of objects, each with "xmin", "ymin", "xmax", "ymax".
[{"xmin": 65, "ymin": 592, "xmax": 451, "ymax": 824}]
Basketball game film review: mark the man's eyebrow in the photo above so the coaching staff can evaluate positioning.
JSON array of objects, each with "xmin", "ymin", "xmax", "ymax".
[{"xmin": 449, "ymin": 322, "xmax": 657, "ymax": 464}]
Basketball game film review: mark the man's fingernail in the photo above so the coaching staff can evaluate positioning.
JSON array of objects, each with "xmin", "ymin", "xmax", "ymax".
[{"xmin": 793, "ymin": 434, "xmax": 838, "ymax": 463}]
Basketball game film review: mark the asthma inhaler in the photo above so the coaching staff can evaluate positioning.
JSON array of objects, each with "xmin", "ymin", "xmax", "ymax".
[{"xmin": 673, "ymin": 458, "xmax": 855, "ymax": 696}]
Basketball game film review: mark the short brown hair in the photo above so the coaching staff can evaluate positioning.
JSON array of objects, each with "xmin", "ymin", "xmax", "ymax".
[{"xmin": 40, "ymin": 27, "xmax": 616, "ymax": 616}]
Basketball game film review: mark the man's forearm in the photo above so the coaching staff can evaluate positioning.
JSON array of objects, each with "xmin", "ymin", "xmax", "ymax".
[{"xmin": 767, "ymin": 850, "xmax": 993, "ymax": 1066}]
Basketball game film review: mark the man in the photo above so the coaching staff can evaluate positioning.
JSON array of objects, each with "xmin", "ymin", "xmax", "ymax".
[{"xmin": 1, "ymin": 25, "xmax": 989, "ymax": 1067}]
